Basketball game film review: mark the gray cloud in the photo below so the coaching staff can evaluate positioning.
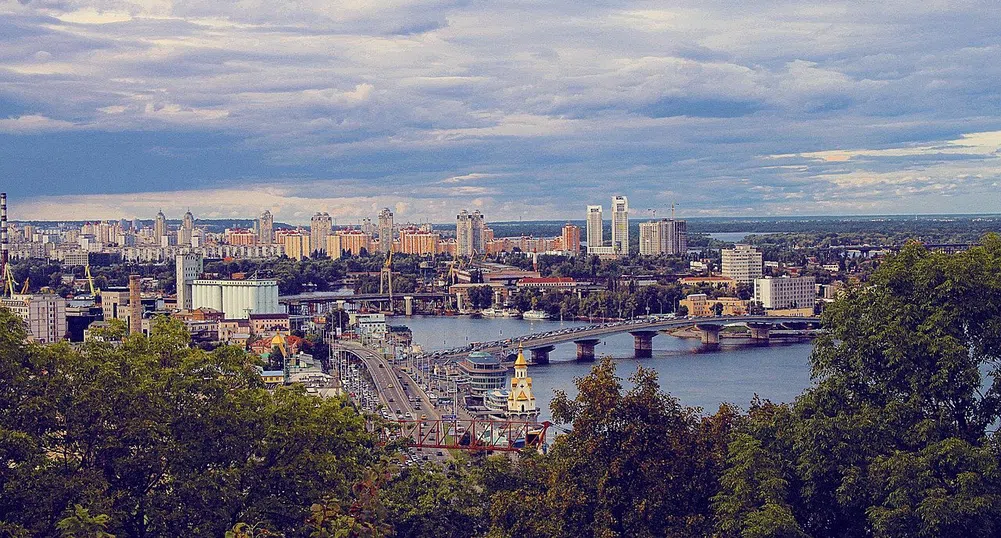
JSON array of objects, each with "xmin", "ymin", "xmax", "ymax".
[{"xmin": 1, "ymin": 0, "xmax": 1000, "ymax": 219}]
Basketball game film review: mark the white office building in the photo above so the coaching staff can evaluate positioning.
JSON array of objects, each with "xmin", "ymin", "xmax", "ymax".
[
  {"xmin": 586, "ymin": 205, "xmax": 603, "ymax": 252},
  {"xmin": 190, "ymin": 279, "xmax": 281, "ymax": 319},
  {"xmin": 611, "ymin": 196, "xmax": 629, "ymax": 255},
  {"xmin": 721, "ymin": 244, "xmax": 764, "ymax": 284},
  {"xmin": 175, "ymin": 252, "xmax": 203, "ymax": 311},
  {"xmin": 754, "ymin": 276, "xmax": 816, "ymax": 310}
]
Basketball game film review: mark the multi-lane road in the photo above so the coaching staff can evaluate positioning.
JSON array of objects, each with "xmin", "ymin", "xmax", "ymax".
[
  {"xmin": 334, "ymin": 341, "xmax": 452, "ymax": 461},
  {"xmin": 333, "ymin": 341, "xmax": 441, "ymax": 423}
]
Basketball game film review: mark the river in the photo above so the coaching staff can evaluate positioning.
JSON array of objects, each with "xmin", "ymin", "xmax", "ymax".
[{"xmin": 394, "ymin": 315, "xmax": 815, "ymax": 422}]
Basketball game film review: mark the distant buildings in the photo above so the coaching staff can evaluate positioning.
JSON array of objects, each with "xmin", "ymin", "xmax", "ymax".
[
  {"xmin": 561, "ymin": 223, "xmax": 581, "ymax": 254},
  {"xmin": 639, "ymin": 213, "xmax": 687, "ymax": 256},
  {"xmin": 180, "ymin": 211, "xmax": 194, "ymax": 247},
  {"xmin": 258, "ymin": 210, "xmax": 274, "ymax": 245},
  {"xmin": 377, "ymin": 208, "xmax": 394, "ymax": 254},
  {"xmin": 721, "ymin": 244, "xmax": 764, "ymax": 285},
  {"xmin": 611, "ymin": 195, "xmax": 629, "ymax": 255},
  {"xmin": 327, "ymin": 229, "xmax": 372, "ymax": 258},
  {"xmin": 586, "ymin": 205, "xmax": 603, "ymax": 252},
  {"xmin": 399, "ymin": 226, "xmax": 439, "ymax": 256},
  {"xmin": 584, "ymin": 196, "xmax": 629, "ymax": 256},
  {"xmin": 154, "ymin": 210, "xmax": 168, "ymax": 246},
  {"xmin": 175, "ymin": 253, "xmax": 203, "ymax": 311},
  {"xmin": 456, "ymin": 209, "xmax": 485, "ymax": 257},
  {"xmin": 310, "ymin": 213, "xmax": 332, "ymax": 255},
  {"xmin": 679, "ymin": 294, "xmax": 748, "ymax": 317},
  {"xmin": 282, "ymin": 231, "xmax": 311, "ymax": 261},
  {"xmin": 754, "ymin": 276, "xmax": 816, "ymax": 310}
]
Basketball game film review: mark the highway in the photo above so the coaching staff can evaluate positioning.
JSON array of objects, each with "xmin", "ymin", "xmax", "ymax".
[{"xmin": 333, "ymin": 341, "xmax": 448, "ymax": 461}]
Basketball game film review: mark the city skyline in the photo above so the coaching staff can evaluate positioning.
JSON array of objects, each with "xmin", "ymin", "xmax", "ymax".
[{"xmin": 1, "ymin": 2, "xmax": 1000, "ymax": 222}]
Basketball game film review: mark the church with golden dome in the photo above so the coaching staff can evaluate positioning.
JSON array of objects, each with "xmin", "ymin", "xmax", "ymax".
[{"xmin": 506, "ymin": 344, "xmax": 538, "ymax": 419}]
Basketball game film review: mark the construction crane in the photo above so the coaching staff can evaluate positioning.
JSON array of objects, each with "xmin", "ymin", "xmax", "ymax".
[
  {"xmin": 19, "ymin": 276, "xmax": 28, "ymax": 294},
  {"xmin": 85, "ymin": 265, "xmax": 100, "ymax": 299},
  {"xmin": 2, "ymin": 263, "xmax": 16, "ymax": 297}
]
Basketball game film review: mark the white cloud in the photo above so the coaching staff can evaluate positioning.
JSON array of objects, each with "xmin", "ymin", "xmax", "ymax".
[
  {"xmin": 0, "ymin": 115, "xmax": 76, "ymax": 133},
  {"xmin": 769, "ymin": 129, "xmax": 1001, "ymax": 162}
]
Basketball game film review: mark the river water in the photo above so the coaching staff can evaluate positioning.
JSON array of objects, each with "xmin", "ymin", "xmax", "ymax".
[{"xmin": 393, "ymin": 315, "xmax": 815, "ymax": 422}]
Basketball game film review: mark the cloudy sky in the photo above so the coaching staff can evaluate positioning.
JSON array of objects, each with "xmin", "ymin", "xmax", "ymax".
[{"xmin": 1, "ymin": 0, "xmax": 1000, "ymax": 224}]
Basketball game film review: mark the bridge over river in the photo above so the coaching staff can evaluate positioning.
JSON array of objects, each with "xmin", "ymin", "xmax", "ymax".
[{"xmin": 422, "ymin": 315, "xmax": 821, "ymax": 364}]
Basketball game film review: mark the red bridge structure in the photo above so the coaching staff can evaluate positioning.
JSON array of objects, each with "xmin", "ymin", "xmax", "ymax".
[{"xmin": 377, "ymin": 418, "xmax": 552, "ymax": 452}]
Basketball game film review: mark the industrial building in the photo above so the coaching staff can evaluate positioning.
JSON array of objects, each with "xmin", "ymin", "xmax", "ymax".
[{"xmin": 190, "ymin": 278, "xmax": 281, "ymax": 319}]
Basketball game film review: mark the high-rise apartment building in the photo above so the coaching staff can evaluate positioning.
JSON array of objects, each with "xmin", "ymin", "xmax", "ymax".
[
  {"xmin": 669, "ymin": 218, "xmax": 688, "ymax": 255},
  {"xmin": 283, "ymin": 231, "xmax": 311, "ymax": 261},
  {"xmin": 377, "ymin": 208, "xmax": 394, "ymax": 254},
  {"xmin": 638, "ymin": 216, "xmax": 687, "ymax": 256},
  {"xmin": 586, "ymin": 205, "xmax": 603, "ymax": 252},
  {"xmin": 399, "ymin": 226, "xmax": 439, "ymax": 256},
  {"xmin": 638, "ymin": 221, "xmax": 662, "ymax": 256},
  {"xmin": 611, "ymin": 195, "xmax": 629, "ymax": 255},
  {"xmin": 361, "ymin": 218, "xmax": 375, "ymax": 236},
  {"xmin": 721, "ymin": 244, "xmax": 764, "ymax": 284},
  {"xmin": 561, "ymin": 223, "xmax": 581, "ymax": 254},
  {"xmin": 258, "ymin": 210, "xmax": 274, "ymax": 245},
  {"xmin": 175, "ymin": 252, "xmax": 203, "ymax": 311},
  {"xmin": 154, "ymin": 210, "xmax": 168, "ymax": 244},
  {"xmin": 180, "ymin": 211, "xmax": 194, "ymax": 246},
  {"xmin": 310, "ymin": 212, "xmax": 332, "ymax": 254},
  {"xmin": 326, "ymin": 229, "xmax": 372, "ymax": 259},
  {"xmin": 456, "ymin": 210, "xmax": 485, "ymax": 257}
]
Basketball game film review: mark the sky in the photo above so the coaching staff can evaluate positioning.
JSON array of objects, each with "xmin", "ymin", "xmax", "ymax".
[{"xmin": 1, "ymin": 1, "xmax": 1000, "ymax": 224}]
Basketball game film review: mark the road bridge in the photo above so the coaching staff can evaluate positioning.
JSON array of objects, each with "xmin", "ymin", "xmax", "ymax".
[
  {"xmin": 281, "ymin": 291, "xmax": 448, "ymax": 315},
  {"xmin": 423, "ymin": 315, "xmax": 821, "ymax": 364}
]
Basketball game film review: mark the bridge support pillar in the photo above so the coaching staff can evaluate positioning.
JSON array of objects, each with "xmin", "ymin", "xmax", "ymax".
[
  {"xmin": 530, "ymin": 346, "xmax": 555, "ymax": 365},
  {"xmin": 493, "ymin": 290, "xmax": 503, "ymax": 307},
  {"xmin": 404, "ymin": 296, "xmax": 414, "ymax": 316},
  {"xmin": 574, "ymin": 339, "xmax": 601, "ymax": 361},
  {"xmin": 630, "ymin": 331, "xmax": 658, "ymax": 358},
  {"xmin": 747, "ymin": 322, "xmax": 771, "ymax": 343},
  {"xmin": 696, "ymin": 324, "xmax": 721, "ymax": 349}
]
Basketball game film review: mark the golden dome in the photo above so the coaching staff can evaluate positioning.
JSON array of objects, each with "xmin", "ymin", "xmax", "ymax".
[{"xmin": 514, "ymin": 343, "xmax": 528, "ymax": 367}]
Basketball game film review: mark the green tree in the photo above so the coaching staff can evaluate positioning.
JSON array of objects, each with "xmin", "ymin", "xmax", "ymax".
[
  {"xmin": 541, "ymin": 358, "xmax": 734, "ymax": 537},
  {"xmin": 0, "ymin": 312, "xmax": 384, "ymax": 538},
  {"xmin": 57, "ymin": 505, "xmax": 115, "ymax": 538},
  {"xmin": 714, "ymin": 237, "xmax": 1001, "ymax": 537}
]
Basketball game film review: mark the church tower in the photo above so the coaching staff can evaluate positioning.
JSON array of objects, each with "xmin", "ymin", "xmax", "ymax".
[{"xmin": 507, "ymin": 345, "xmax": 537, "ymax": 419}]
